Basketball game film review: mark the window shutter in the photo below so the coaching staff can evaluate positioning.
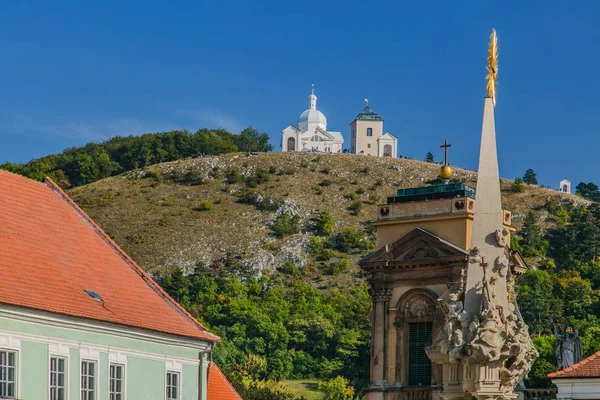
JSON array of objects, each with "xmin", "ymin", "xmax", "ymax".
[{"xmin": 408, "ymin": 322, "xmax": 433, "ymax": 386}]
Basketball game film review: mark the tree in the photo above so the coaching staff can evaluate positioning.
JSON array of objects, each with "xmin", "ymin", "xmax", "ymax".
[
  {"xmin": 519, "ymin": 212, "xmax": 545, "ymax": 257},
  {"xmin": 237, "ymin": 127, "xmax": 274, "ymax": 152},
  {"xmin": 575, "ymin": 182, "xmax": 600, "ymax": 201},
  {"xmin": 523, "ymin": 168, "xmax": 538, "ymax": 185},
  {"xmin": 425, "ymin": 151, "xmax": 435, "ymax": 163},
  {"xmin": 513, "ymin": 177, "xmax": 524, "ymax": 193}
]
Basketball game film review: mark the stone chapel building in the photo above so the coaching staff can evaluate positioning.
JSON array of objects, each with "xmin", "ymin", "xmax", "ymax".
[
  {"xmin": 350, "ymin": 102, "xmax": 398, "ymax": 157},
  {"xmin": 281, "ymin": 86, "xmax": 344, "ymax": 153}
]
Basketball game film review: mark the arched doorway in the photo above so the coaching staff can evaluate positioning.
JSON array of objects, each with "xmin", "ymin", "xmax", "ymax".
[
  {"xmin": 384, "ymin": 144, "xmax": 392, "ymax": 157},
  {"xmin": 287, "ymin": 137, "xmax": 296, "ymax": 151}
]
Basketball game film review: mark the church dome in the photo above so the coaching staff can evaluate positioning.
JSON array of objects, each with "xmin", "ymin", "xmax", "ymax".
[
  {"xmin": 298, "ymin": 108, "xmax": 327, "ymax": 131},
  {"xmin": 298, "ymin": 86, "xmax": 327, "ymax": 132}
]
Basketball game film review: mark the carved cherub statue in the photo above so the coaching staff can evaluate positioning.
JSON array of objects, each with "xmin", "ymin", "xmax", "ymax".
[
  {"xmin": 495, "ymin": 228, "xmax": 510, "ymax": 247},
  {"xmin": 469, "ymin": 247, "xmax": 482, "ymax": 264}
]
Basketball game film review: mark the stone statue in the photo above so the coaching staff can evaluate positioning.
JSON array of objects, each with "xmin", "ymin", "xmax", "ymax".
[
  {"xmin": 440, "ymin": 292, "xmax": 463, "ymax": 341},
  {"xmin": 554, "ymin": 326, "xmax": 583, "ymax": 369}
]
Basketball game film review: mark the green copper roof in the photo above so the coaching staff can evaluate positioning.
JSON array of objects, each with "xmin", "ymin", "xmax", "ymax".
[
  {"xmin": 353, "ymin": 106, "xmax": 383, "ymax": 122},
  {"xmin": 387, "ymin": 183, "xmax": 476, "ymax": 204}
]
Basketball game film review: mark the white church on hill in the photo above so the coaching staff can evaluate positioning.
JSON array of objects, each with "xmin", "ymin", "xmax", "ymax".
[
  {"xmin": 281, "ymin": 86, "xmax": 344, "ymax": 153},
  {"xmin": 281, "ymin": 86, "xmax": 398, "ymax": 157}
]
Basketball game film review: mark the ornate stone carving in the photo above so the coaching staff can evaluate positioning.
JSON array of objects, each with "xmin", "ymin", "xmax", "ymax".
[
  {"xmin": 468, "ymin": 247, "xmax": 482, "ymax": 264},
  {"xmin": 495, "ymin": 228, "xmax": 510, "ymax": 247},
  {"xmin": 404, "ymin": 246, "xmax": 438, "ymax": 260},
  {"xmin": 404, "ymin": 294, "xmax": 436, "ymax": 319},
  {"xmin": 380, "ymin": 206, "xmax": 390, "ymax": 217},
  {"xmin": 370, "ymin": 287, "xmax": 392, "ymax": 303}
]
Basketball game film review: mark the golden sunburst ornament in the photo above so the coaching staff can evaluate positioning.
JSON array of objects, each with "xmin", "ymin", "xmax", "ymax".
[{"xmin": 486, "ymin": 29, "xmax": 498, "ymax": 106}]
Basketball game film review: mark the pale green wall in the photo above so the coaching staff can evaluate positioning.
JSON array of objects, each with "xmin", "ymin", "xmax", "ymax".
[
  {"xmin": 21, "ymin": 341, "xmax": 48, "ymax": 399},
  {"xmin": 70, "ymin": 348, "xmax": 80, "ymax": 400},
  {"xmin": 183, "ymin": 364, "xmax": 199, "ymax": 400},
  {"xmin": 127, "ymin": 356, "xmax": 165, "ymax": 399},
  {"xmin": 0, "ymin": 311, "xmax": 208, "ymax": 400}
]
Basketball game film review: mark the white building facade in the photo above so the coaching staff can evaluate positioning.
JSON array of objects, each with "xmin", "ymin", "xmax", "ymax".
[
  {"xmin": 559, "ymin": 179, "xmax": 571, "ymax": 194},
  {"xmin": 281, "ymin": 87, "xmax": 344, "ymax": 153}
]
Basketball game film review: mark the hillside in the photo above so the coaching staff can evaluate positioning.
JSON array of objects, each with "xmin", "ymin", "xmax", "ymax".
[{"xmin": 69, "ymin": 152, "xmax": 585, "ymax": 274}]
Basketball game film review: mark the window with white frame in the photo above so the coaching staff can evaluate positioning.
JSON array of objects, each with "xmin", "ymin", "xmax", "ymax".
[
  {"xmin": 109, "ymin": 364, "xmax": 124, "ymax": 400},
  {"xmin": 50, "ymin": 356, "xmax": 66, "ymax": 400},
  {"xmin": 0, "ymin": 350, "xmax": 17, "ymax": 399},
  {"xmin": 166, "ymin": 371, "xmax": 180, "ymax": 400},
  {"xmin": 81, "ymin": 360, "xmax": 96, "ymax": 400}
]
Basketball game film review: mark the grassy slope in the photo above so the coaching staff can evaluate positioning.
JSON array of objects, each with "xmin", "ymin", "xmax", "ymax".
[{"xmin": 69, "ymin": 152, "xmax": 586, "ymax": 275}]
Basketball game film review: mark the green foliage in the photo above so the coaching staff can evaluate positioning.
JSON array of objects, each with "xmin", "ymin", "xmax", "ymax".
[
  {"xmin": 346, "ymin": 192, "xmax": 358, "ymax": 201},
  {"xmin": 195, "ymin": 201, "xmax": 213, "ymax": 212},
  {"xmin": 425, "ymin": 151, "xmax": 435, "ymax": 163},
  {"xmin": 237, "ymin": 127, "xmax": 274, "ymax": 153},
  {"xmin": 318, "ymin": 376, "xmax": 356, "ymax": 400},
  {"xmin": 162, "ymin": 261, "xmax": 371, "ymax": 384},
  {"xmin": 348, "ymin": 201, "xmax": 362, "ymax": 216},
  {"xmin": 226, "ymin": 169, "xmax": 243, "ymax": 184},
  {"xmin": 518, "ymin": 212, "xmax": 547, "ymax": 257},
  {"xmin": 576, "ymin": 181, "xmax": 600, "ymax": 201},
  {"xmin": 272, "ymin": 213, "xmax": 301, "ymax": 238},
  {"xmin": 330, "ymin": 228, "xmax": 374, "ymax": 253},
  {"xmin": 312, "ymin": 212, "xmax": 335, "ymax": 236},
  {"xmin": 513, "ymin": 177, "xmax": 524, "ymax": 193},
  {"xmin": 1, "ymin": 127, "xmax": 273, "ymax": 189},
  {"xmin": 523, "ymin": 168, "xmax": 538, "ymax": 185}
]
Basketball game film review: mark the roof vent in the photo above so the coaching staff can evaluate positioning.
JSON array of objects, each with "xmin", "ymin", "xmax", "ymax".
[{"xmin": 84, "ymin": 289, "xmax": 103, "ymax": 302}]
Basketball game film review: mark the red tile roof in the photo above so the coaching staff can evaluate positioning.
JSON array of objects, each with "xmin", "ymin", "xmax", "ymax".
[
  {"xmin": 547, "ymin": 350, "xmax": 600, "ymax": 379},
  {"xmin": 207, "ymin": 362, "xmax": 242, "ymax": 400},
  {"xmin": 0, "ymin": 170, "xmax": 218, "ymax": 342}
]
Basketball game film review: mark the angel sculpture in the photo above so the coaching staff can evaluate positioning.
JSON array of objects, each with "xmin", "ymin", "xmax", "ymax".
[{"xmin": 554, "ymin": 326, "xmax": 583, "ymax": 369}]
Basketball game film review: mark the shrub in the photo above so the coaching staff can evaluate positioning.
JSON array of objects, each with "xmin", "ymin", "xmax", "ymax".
[
  {"xmin": 272, "ymin": 213, "xmax": 300, "ymax": 238},
  {"xmin": 226, "ymin": 169, "xmax": 243, "ymax": 184},
  {"xmin": 368, "ymin": 193, "xmax": 381, "ymax": 204},
  {"xmin": 513, "ymin": 177, "xmax": 524, "ymax": 193},
  {"xmin": 346, "ymin": 192, "xmax": 358, "ymax": 201},
  {"xmin": 194, "ymin": 201, "xmax": 213, "ymax": 211},
  {"xmin": 331, "ymin": 227, "xmax": 374, "ymax": 253},
  {"xmin": 348, "ymin": 201, "xmax": 362, "ymax": 215},
  {"xmin": 319, "ymin": 179, "xmax": 333, "ymax": 187},
  {"xmin": 318, "ymin": 376, "xmax": 356, "ymax": 400},
  {"xmin": 313, "ymin": 212, "xmax": 335, "ymax": 236}
]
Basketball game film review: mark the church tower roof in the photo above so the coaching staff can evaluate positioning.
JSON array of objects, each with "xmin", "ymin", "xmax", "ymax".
[
  {"xmin": 298, "ymin": 85, "xmax": 327, "ymax": 132},
  {"xmin": 353, "ymin": 105, "xmax": 383, "ymax": 122}
]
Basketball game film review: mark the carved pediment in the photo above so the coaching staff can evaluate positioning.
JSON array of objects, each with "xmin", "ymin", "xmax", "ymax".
[{"xmin": 359, "ymin": 228, "xmax": 468, "ymax": 270}]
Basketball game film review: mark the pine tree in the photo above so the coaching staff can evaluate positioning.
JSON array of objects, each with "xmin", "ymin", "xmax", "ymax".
[
  {"xmin": 425, "ymin": 151, "xmax": 435, "ymax": 163},
  {"xmin": 523, "ymin": 168, "xmax": 538, "ymax": 185}
]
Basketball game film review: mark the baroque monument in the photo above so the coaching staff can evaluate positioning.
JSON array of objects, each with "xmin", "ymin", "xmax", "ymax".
[{"xmin": 359, "ymin": 30, "xmax": 537, "ymax": 400}]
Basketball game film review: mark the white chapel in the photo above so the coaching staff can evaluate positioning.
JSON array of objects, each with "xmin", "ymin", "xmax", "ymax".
[{"xmin": 281, "ymin": 86, "xmax": 344, "ymax": 153}]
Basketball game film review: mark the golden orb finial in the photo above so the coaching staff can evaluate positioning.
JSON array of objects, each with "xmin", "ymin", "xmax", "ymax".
[{"xmin": 439, "ymin": 165, "xmax": 453, "ymax": 180}]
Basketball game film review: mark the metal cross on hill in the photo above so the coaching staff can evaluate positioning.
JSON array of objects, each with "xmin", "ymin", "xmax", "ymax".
[{"xmin": 440, "ymin": 139, "xmax": 452, "ymax": 165}]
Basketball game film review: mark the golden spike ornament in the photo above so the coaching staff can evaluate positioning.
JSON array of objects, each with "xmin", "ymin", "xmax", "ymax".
[{"xmin": 486, "ymin": 29, "xmax": 498, "ymax": 106}]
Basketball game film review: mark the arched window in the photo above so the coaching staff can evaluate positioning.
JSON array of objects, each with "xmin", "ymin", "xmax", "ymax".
[
  {"xmin": 563, "ymin": 184, "xmax": 568, "ymax": 192},
  {"xmin": 394, "ymin": 289, "xmax": 439, "ymax": 387},
  {"xmin": 367, "ymin": 128, "xmax": 373, "ymax": 137},
  {"xmin": 287, "ymin": 137, "xmax": 296, "ymax": 151},
  {"xmin": 384, "ymin": 144, "xmax": 392, "ymax": 157}
]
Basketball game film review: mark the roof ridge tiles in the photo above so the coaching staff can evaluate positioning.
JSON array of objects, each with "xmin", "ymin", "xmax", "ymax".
[
  {"xmin": 41, "ymin": 176, "xmax": 219, "ymax": 342},
  {"xmin": 547, "ymin": 349, "xmax": 600, "ymax": 379}
]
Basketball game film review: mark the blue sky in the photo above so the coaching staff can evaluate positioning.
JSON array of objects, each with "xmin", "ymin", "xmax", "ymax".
[{"xmin": 1, "ymin": 1, "xmax": 598, "ymax": 187}]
